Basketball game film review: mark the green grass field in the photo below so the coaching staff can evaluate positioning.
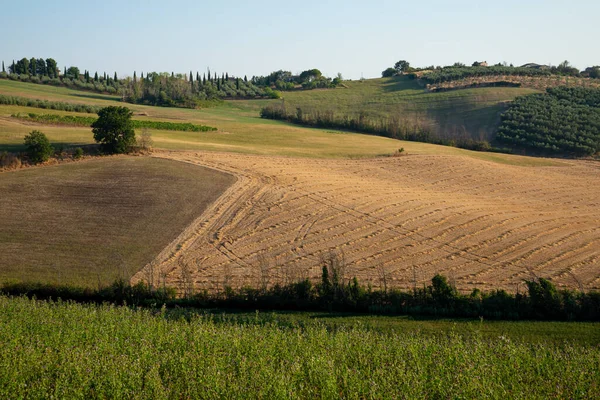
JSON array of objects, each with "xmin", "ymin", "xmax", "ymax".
[
  {"xmin": 1, "ymin": 297, "xmax": 598, "ymax": 399},
  {"xmin": 0, "ymin": 157, "xmax": 234, "ymax": 286},
  {"xmin": 0, "ymin": 79, "xmax": 559, "ymax": 166}
]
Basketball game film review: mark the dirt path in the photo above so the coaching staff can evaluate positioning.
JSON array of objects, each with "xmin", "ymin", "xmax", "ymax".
[{"xmin": 132, "ymin": 151, "xmax": 600, "ymax": 293}]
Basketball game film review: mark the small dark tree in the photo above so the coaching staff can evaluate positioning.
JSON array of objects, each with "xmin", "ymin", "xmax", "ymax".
[
  {"xmin": 94, "ymin": 71, "xmax": 98, "ymax": 82},
  {"xmin": 1, "ymin": 61, "xmax": 4, "ymax": 73},
  {"xmin": 244, "ymin": 75, "xmax": 248, "ymax": 82},
  {"xmin": 114, "ymin": 72, "xmax": 118, "ymax": 82},
  {"xmin": 394, "ymin": 60, "xmax": 410, "ymax": 73},
  {"xmin": 24, "ymin": 130, "xmax": 53, "ymax": 163},
  {"xmin": 91, "ymin": 106, "xmax": 135, "ymax": 154},
  {"xmin": 382, "ymin": 67, "xmax": 397, "ymax": 77}
]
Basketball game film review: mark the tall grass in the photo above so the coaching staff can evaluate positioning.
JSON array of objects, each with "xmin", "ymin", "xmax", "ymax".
[{"xmin": 0, "ymin": 296, "xmax": 598, "ymax": 399}]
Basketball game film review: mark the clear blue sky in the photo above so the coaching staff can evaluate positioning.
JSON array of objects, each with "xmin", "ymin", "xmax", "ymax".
[{"xmin": 1, "ymin": 0, "xmax": 598, "ymax": 80}]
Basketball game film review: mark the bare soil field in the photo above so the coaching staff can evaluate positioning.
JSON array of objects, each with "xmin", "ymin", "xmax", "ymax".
[
  {"xmin": 133, "ymin": 151, "xmax": 600, "ymax": 293},
  {"xmin": 0, "ymin": 157, "xmax": 234, "ymax": 286}
]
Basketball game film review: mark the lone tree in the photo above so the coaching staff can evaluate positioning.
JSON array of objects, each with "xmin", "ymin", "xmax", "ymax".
[
  {"xmin": 92, "ymin": 106, "xmax": 135, "ymax": 154},
  {"xmin": 394, "ymin": 60, "xmax": 410, "ymax": 74},
  {"xmin": 24, "ymin": 130, "xmax": 53, "ymax": 163}
]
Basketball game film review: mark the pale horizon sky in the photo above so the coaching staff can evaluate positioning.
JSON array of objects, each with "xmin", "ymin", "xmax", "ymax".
[{"xmin": 1, "ymin": 0, "xmax": 598, "ymax": 80}]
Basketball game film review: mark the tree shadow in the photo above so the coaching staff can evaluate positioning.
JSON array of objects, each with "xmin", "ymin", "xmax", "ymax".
[{"xmin": 379, "ymin": 76, "xmax": 423, "ymax": 93}]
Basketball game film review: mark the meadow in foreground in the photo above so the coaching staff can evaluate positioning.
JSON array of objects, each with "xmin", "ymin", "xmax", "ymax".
[{"xmin": 0, "ymin": 296, "xmax": 598, "ymax": 399}]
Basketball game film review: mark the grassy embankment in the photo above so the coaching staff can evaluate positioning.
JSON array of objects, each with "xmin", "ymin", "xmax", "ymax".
[
  {"xmin": 0, "ymin": 78, "xmax": 556, "ymax": 165},
  {"xmin": 0, "ymin": 296, "xmax": 598, "ymax": 399},
  {"xmin": 0, "ymin": 157, "xmax": 234, "ymax": 286}
]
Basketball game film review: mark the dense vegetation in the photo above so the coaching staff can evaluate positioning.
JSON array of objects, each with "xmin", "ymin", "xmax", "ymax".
[
  {"xmin": 1, "ymin": 57, "xmax": 342, "ymax": 109},
  {"xmin": 0, "ymin": 94, "xmax": 102, "ymax": 113},
  {"xmin": 11, "ymin": 112, "xmax": 217, "ymax": 132},
  {"xmin": 1, "ymin": 296, "xmax": 598, "ymax": 399},
  {"xmin": 496, "ymin": 87, "xmax": 600, "ymax": 156},
  {"xmin": 420, "ymin": 66, "xmax": 557, "ymax": 84},
  {"xmin": 260, "ymin": 103, "xmax": 499, "ymax": 152},
  {"xmin": 3, "ymin": 271, "xmax": 599, "ymax": 321}
]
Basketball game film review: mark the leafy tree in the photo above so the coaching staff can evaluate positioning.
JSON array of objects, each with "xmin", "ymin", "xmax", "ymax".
[
  {"xmin": 394, "ymin": 60, "xmax": 410, "ymax": 73},
  {"xmin": 298, "ymin": 69, "xmax": 322, "ymax": 83},
  {"xmin": 45, "ymin": 58, "xmax": 57, "ymax": 78},
  {"xmin": 66, "ymin": 66, "xmax": 80, "ymax": 79},
  {"xmin": 91, "ymin": 106, "xmax": 135, "ymax": 154},
  {"xmin": 29, "ymin": 58, "xmax": 37, "ymax": 75},
  {"xmin": 24, "ymin": 130, "xmax": 53, "ymax": 163},
  {"xmin": 36, "ymin": 58, "xmax": 46, "ymax": 76},
  {"xmin": 382, "ymin": 67, "xmax": 397, "ymax": 77}
]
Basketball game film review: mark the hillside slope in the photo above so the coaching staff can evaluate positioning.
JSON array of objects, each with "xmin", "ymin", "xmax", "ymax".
[{"xmin": 258, "ymin": 76, "xmax": 539, "ymax": 142}]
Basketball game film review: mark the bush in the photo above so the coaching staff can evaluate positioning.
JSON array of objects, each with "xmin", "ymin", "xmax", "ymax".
[
  {"xmin": 0, "ymin": 152, "xmax": 21, "ymax": 169},
  {"xmin": 382, "ymin": 67, "xmax": 397, "ymax": 78},
  {"xmin": 23, "ymin": 130, "xmax": 54, "ymax": 163},
  {"xmin": 136, "ymin": 128, "xmax": 154, "ymax": 152},
  {"xmin": 73, "ymin": 147, "xmax": 84, "ymax": 159}
]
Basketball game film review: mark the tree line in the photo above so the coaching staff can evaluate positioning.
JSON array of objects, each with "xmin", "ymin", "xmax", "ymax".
[
  {"xmin": 2, "ymin": 271, "xmax": 599, "ymax": 321},
  {"xmin": 260, "ymin": 103, "xmax": 498, "ymax": 152},
  {"xmin": 1, "ymin": 57, "xmax": 342, "ymax": 109},
  {"xmin": 381, "ymin": 59, "xmax": 599, "ymax": 81},
  {"xmin": 496, "ymin": 87, "xmax": 600, "ymax": 156}
]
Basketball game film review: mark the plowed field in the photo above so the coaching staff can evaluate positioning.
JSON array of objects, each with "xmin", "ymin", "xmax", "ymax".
[{"xmin": 133, "ymin": 151, "xmax": 600, "ymax": 293}]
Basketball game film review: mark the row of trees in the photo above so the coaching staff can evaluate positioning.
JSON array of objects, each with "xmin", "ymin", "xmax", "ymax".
[
  {"xmin": 496, "ymin": 87, "xmax": 600, "ymax": 156},
  {"xmin": 1, "ymin": 57, "xmax": 342, "ymax": 109},
  {"xmin": 260, "ymin": 103, "xmax": 494, "ymax": 152},
  {"xmin": 252, "ymin": 68, "xmax": 342, "ymax": 90},
  {"xmin": 3, "ymin": 271, "xmax": 599, "ymax": 321},
  {"xmin": 5, "ymin": 57, "xmax": 59, "ymax": 78},
  {"xmin": 381, "ymin": 60, "xmax": 600, "ymax": 81}
]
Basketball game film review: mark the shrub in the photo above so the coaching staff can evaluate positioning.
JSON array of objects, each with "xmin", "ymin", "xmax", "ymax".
[
  {"xmin": 0, "ymin": 152, "xmax": 21, "ymax": 169},
  {"xmin": 136, "ymin": 128, "xmax": 154, "ymax": 152},
  {"xmin": 73, "ymin": 147, "xmax": 84, "ymax": 159},
  {"xmin": 23, "ymin": 130, "xmax": 54, "ymax": 163}
]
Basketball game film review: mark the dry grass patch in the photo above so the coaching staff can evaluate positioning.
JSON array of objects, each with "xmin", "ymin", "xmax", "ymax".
[
  {"xmin": 0, "ymin": 156, "xmax": 234, "ymax": 286},
  {"xmin": 134, "ymin": 151, "xmax": 600, "ymax": 293}
]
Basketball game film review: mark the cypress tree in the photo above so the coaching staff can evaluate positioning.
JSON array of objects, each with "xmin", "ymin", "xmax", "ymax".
[
  {"xmin": 203, "ymin": 73, "xmax": 206, "ymax": 85},
  {"xmin": 244, "ymin": 75, "xmax": 248, "ymax": 82},
  {"xmin": 11, "ymin": 60, "xmax": 15, "ymax": 74},
  {"xmin": 141, "ymin": 72, "xmax": 144, "ymax": 80},
  {"xmin": 196, "ymin": 72, "xmax": 200, "ymax": 82},
  {"xmin": 133, "ymin": 71, "xmax": 137, "ymax": 84},
  {"xmin": 217, "ymin": 79, "xmax": 221, "ymax": 91},
  {"xmin": 226, "ymin": 72, "xmax": 229, "ymax": 81},
  {"xmin": 207, "ymin": 69, "xmax": 211, "ymax": 81},
  {"xmin": 236, "ymin": 77, "xmax": 240, "ymax": 90},
  {"xmin": 171, "ymin": 72, "xmax": 174, "ymax": 78},
  {"xmin": 221, "ymin": 73, "xmax": 225, "ymax": 85},
  {"xmin": 64, "ymin": 66, "xmax": 67, "ymax": 77},
  {"xmin": 94, "ymin": 71, "xmax": 98, "ymax": 82},
  {"xmin": 114, "ymin": 72, "xmax": 117, "ymax": 82},
  {"xmin": 1, "ymin": 61, "xmax": 4, "ymax": 73}
]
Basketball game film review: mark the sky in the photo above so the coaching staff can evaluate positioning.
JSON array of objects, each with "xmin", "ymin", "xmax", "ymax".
[{"xmin": 0, "ymin": 0, "xmax": 598, "ymax": 80}]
